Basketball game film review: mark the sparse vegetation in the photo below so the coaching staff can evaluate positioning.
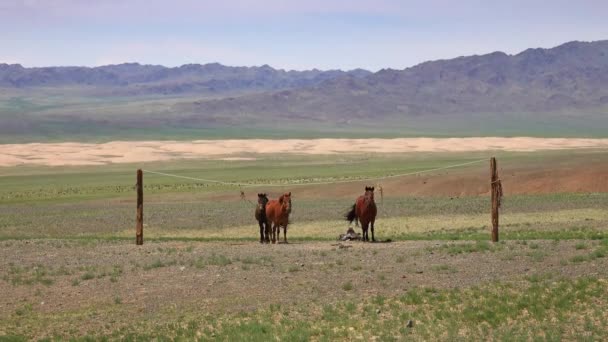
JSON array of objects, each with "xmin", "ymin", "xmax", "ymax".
[
  {"xmin": 143, "ymin": 259, "xmax": 166, "ymax": 270},
  {"xmin": 80, "ymin": 272, "xmax": 95, "ymax": 281},
  {"xmin": 431, "ymin": 264, "xmax": 456, "ymax": 273},
  {"xmin": 527, "ymin": 250, "xmax": 548, "ymax": 262},
  {"xmin": 0, "ymin": 151, "xmax": 607, "ymax": 340},
  {"xmin": 2, "ymin": 265, "xmax": 55, "ymax": 286},
  {"xmin": 9, "ymin": 275, "xmax": 608, "ymax": 341},
  {"xmin": 428, "ymin": 240, "xmax": 494, "ymax": 255},
  {"xmin": 15, "ymin": 304, "xmax": 33, "ymax": 317},
  {"xmin": 342, "ymin": 281, "xmax": 353, "ymax": 291},
  {"xmin": 569, "ymin": 245, "xmax": 608, "ymax": 263},
  {"xmin": 206, "ymin": 254, "xmax": 232, "ymax": 266}
]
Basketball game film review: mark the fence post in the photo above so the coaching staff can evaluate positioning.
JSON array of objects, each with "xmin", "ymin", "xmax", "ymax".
[
  {"xmin": 136, "ymin": 169, "xmax": 143, "ymax": 245},
  {"xmin": 490, "ymin": 157, "xmax": 499, "ymax": 242}
]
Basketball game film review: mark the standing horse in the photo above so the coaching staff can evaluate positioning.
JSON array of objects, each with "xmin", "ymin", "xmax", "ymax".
[
  {"xmin": 255, "ymin": 193, "xmax": 270, "ymax": 243},
  {"xmin": 345, "ymin": 186, "xmax": 377, "ymax": 242},
  {"xmin": 266, "ymin": 192, "xmax": 292, "ymax": 244}
]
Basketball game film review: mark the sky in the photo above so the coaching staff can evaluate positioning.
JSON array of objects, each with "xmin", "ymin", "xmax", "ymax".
[{"xmin": 1, "ymin": 0, "xmax": 607, "ymax": 71}]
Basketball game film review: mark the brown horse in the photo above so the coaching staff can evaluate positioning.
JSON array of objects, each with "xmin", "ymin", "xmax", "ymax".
[
  {"xmin": 266, "ymin": 192, "xmax": 292, "ymax": 244},
  {"xmin": 254, "ymin": 193, "xmax": 270, "ymax": 244},
  {"xmin": 345, "ymin": 186, "xmax": 377, "ymax": 242}
]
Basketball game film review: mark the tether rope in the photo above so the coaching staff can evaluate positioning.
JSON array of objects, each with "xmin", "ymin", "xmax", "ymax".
[{"xmin": 143, "ymin": 158, "xmax": 486, "ymax": 188}]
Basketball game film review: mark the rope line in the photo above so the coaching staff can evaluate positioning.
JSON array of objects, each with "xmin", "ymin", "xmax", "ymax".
[
  {"xmin": 143, "ymin": 158, "xmax": 486, "ymax": 188},
  {"xmin": 240, "ymin": 190, "xmax": 257, "ymax": 206}
]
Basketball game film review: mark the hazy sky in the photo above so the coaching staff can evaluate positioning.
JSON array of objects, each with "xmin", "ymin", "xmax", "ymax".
[{"xmin": 1, "ymin": 0, "xmax": 607, "ymax": 70}]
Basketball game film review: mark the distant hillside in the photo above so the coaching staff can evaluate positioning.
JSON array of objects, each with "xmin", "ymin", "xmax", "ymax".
[
  {"xmin": 0, "ymin": 63, "xmax": 372, "ymax": 96},
  {"xmin": 181, "ymin": 40, "xmax": 608, "ymax": 122},
  {"xmin": 1, "ymin": 40, "xmax": 608, "ymax": 141}
]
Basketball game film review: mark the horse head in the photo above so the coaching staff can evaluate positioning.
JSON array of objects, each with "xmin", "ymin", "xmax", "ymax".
[
  {"xmin": 279, "ymin": 192, "xmax": 292, "ymax": 214},
  {"xmin": 364, "ymin": 186, "xmax": 375, "ymax": 203},
  {"xmin": 257, "ymin": 193, "xmax": 269, "ymax": 212}
]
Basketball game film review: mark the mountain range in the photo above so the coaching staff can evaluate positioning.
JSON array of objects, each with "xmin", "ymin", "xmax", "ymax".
[
  {"xmin": 179, "ymin": 40, "xmax": 608, "ymax": 121},
  {"xmin": 0, "ymin": 62, "xmax": 371, "ymax": 96},
  {"xmin": 1, "ymin": 40, "xmax": 607, "ymax": 141}
]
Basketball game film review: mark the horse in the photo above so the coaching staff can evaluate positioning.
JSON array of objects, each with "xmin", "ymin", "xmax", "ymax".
[
  {"xmin": 254, "ymin": 193, "xmax": 270, "ymax": 244},
  {"xmin": 345, "ymin": 186, "xmax": 377, "ymax": 242},
  {"xmin": 266, "ymin": 192, "xmax": 292, "ymax": 244}
]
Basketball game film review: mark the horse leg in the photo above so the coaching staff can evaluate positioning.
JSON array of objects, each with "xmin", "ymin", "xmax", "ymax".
[
  {"xmin": 264, "ymin": 221, "xmax": 271, "ymax": 243},
  {"xmin": 258, "ymin": 221, "xmax": 265, "ymax": 244},
  {"xmin": 283, "ymin": 224, "xmax": 288, "ymax": 244},
  {"xmin": 361, "ymin": 222, "xmax": 367, "ymax": 242},
  {"xmin": 270, "ymin": 222, "xmax": 275, "ymax": 244},
  {"xmin": 359, "ymin": 219, "xmax": 364, "ymax": 239},
  {"xmin": 273, "ymin": 223, "xmax": 279, "ymax": 244},
  {"xmin": 371, "ymin": 220, "xmax": 376, "ymax": 242}
]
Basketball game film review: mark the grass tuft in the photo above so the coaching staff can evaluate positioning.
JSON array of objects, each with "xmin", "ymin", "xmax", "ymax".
[{"xmin": 342, "ymin": 281, "xmax": 353, "ymax": 291}]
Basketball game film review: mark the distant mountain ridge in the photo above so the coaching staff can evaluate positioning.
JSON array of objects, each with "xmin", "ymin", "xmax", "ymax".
[
  {"xmin": 0, "ymin": 62, "xmax": 372, "ymax": 95},
  {"xmin": 1, "ymin": 40, "xmax": 608, "ymax": 141},
  {"xmin": 179, "ymin": 40, "xmax": 608, "ymax": 122}
]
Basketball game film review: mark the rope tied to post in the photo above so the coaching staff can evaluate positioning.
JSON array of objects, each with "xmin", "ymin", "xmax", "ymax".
[
  {"xmin": 375, "ymin": 183, "xmax": 386, "ymax": 216},
  {"xmin": 491, "ymin": 177, "xmax": 503, "ymax": 209},
  {"xmin": 375, "ymin": 183, "xmax": 384, "ymax": 205}
]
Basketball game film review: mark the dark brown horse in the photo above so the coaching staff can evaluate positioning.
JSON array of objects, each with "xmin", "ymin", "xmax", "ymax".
[
  {"xmin": 255, "ymin": 193, "xmax": 270, "ymax": 243},
  {"xmin": 266, "ymin": 192, "xmax": 292, "ymax": 244},
  {"xmin": 345, "ymin": 186, "xmax": 377, "ymax": 242}
]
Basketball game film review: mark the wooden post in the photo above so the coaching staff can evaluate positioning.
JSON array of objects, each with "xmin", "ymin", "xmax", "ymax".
[
  {"xmin": 490, "ymin": 157, "xmax": 499, "ymax": 242},
  {"xmin": 136, "ymin": 169, "xmax": 143, "ymax": 245}
]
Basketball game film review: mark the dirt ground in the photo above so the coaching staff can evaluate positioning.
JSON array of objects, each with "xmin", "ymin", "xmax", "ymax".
[
  {"xmin": 0, "ymin": 239, "xmax": 605, "ymax": 338},
  {"xmin": 2, "ymin": 137, "xmax": 608, "ymax": 166}
]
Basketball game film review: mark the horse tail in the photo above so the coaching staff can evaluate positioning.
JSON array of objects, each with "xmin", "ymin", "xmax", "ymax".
[{"xmin": 345, "ymin": 204, "xmax": 357, "ymax": 224}]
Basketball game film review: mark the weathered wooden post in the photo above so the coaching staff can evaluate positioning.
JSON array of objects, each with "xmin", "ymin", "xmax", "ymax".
[
  {"xmin": 136, "ymin": 169, "xmax": 143, "ymax": 245},
  {"xmin": 490, "ymin": 157, "xmax": 500, "ymax": 242}
]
